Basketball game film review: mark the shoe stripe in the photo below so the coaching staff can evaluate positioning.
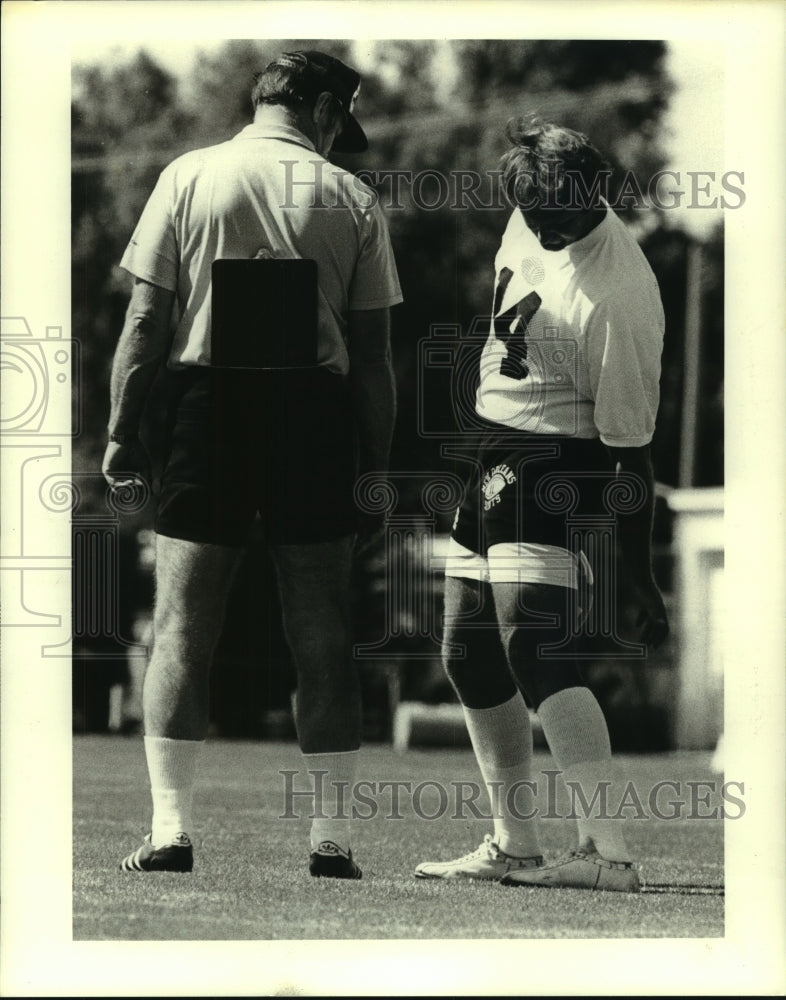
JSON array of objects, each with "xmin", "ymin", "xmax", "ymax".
[{"xmin": 123, "ymin": 846, "xmax": 145, "ymax": 871}]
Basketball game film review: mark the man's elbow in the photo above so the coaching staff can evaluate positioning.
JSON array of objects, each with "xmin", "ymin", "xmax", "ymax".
[{"xmin": 124, "ymin": 280, "xmax": 175, "ymax": 338}]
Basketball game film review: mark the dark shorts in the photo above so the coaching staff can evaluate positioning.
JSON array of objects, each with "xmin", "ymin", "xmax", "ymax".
[
  {"xmin": 451, "ymin": 419, "xmax": 611, "ymax": 556},
  {"xmin": 155, "ymin": 367, "xmax": 357, "ymax": 546}
]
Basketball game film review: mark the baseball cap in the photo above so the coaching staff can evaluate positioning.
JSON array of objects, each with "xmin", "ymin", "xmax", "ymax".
[{"xmin": 255, "ymin": 50, "xmax": 367, "ymax": 153}]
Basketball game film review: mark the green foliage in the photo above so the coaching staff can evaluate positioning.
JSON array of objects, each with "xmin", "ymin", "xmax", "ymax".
[
  {"xmin": 179, "ymin": 40, "xmax": 354, "ymax": 145},
  {"xmin": 455, "ymin": 39, "xmax": 667, "ymax": 94}
]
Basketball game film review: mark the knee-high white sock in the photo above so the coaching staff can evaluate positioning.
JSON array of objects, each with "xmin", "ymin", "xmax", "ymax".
[
  {"xmin": 144, "ymin": 736, "xmax": 203, "ymax": 847},
  {"xmin": 302, "ymin": 750, "xmax": 358, "ymax": 852},
  {"xmin": 537, "ymin": 686, "xmax": 631, "ymax": 862},
  {"xmin": 463, "ymin": 693, "xmax": 542, "ymax": 858}
]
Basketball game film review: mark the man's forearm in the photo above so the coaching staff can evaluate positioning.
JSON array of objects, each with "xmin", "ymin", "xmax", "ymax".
[
  {"xmin": 350, "ymin": 357, "xmax": 397, "ymax": 476},
  {"xmin": 109, "ymin": 327, "xmax": 164, "ymax": 435},
  {"xmin": 108, "ymin": 280, "xmax": 174, "ymax": 435},
  {"xmin": 606, "ymin": 445, "xmax": 657, "ymax": 582}
]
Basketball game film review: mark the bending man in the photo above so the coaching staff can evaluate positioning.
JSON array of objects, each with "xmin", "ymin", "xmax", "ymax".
[{"xmin": 415, "ymin": 117, "xmax": 667, "ymax": 891}]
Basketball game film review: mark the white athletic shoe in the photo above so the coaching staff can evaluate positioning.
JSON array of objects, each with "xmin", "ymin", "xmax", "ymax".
[
  {"xmin": 500, "ymin": 841, "xmax": 640, "ymax": 892},
  {"xmin": 415, "ymin": 834, "xmax": 543, "ymax": 881}
]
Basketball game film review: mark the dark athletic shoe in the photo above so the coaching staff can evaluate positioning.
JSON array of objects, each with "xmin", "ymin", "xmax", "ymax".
[
  {"xmin": 120, "ymin": 832, "xmax": 194, "ymax": 873},
  {"xmin": 309, "ymin": 840, "xmax": 362, "ymax": 879}
]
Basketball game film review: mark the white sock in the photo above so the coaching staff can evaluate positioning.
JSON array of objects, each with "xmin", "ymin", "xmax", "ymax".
[
  {"xmin": 302, "ymin": 750, "xmax": 358, "ymax": 852},
  {"xmin": 144, "ymin": 736, "xmax": 203, "ymax": 847},
  {"xmin": 537, "ymin": 686, "xmax": 631, "ymax": 862},
  {"xmin": 463, "ymin": 693, "xmax": 542, "ymax": 858}
]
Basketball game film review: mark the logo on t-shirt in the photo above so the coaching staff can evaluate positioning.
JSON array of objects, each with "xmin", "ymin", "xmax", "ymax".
[
  {"xmin": 482, "ymin": 464, "xmax": 516, "ymax": 510},
  {"xmin": 520, "ymin": 256, "xmax": 545, "ymax": 285}
]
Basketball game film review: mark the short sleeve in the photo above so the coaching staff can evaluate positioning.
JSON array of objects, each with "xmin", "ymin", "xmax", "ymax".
[
  {"xmin": 586, "ymin": 289, "xmax": 665, "ymax": 448},
  {"xmin": 348, "ymin": 203, "xmax": 403, "ymax": 311},
  {"xmin": 119, "ymin": 167, "xmax": 179, "ymax": 292}
]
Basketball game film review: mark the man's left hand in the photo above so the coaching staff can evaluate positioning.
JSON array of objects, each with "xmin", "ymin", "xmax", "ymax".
[{"xmin": 102, "ymin": 438, "xmax": 153, "ymax": 494}]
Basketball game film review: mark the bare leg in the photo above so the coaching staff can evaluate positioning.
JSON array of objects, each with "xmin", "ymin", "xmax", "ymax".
[
  {"xmin": 270, "ymin": 536, "xmax": 358, "ymax": 753},
  {"xmin": 123, "ymin": 535, "xmax": 243, "ymax": 852},
  {"xmin": 143, "ymin": 535, "xmax": 241, "ymax": 739},
  {"xmin": 271, "ymin": 536, "xmax": 361, "ymax": 862}
]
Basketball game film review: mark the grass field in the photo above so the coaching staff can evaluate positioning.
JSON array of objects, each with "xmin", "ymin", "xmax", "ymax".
[{"xmin": 73, "ymin": 735, "xmax": 724, "ymax": 941}]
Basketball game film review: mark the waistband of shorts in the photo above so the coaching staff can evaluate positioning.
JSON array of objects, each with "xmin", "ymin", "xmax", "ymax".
[
  {"xmin": 165, "ymin": 361, "xmax": 346, "ymax": 376},
  {"xmin": 161, "ymin": 365, "xmax": 350, "ymax": 414},
  {"xmin": 474, "ymin": 416, "xmax": 601, "ymax": 444},
  {"xmin": 163, "ymin": 364, "xmax": 346, "ymax": 389}
]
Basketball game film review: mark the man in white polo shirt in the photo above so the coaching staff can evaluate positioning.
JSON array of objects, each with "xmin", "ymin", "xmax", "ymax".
[
  {"xmin": 103, "ymin": 51, "xmax": 402, "ymax": 879},
  {"xmin": 415, "ymin": 116, "xmax": 668, "ymax": 890}
]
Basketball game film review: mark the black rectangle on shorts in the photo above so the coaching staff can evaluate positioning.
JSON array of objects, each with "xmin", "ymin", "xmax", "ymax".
[
  {"xmin": 211, "ymin": 258, "xmax": 318, "ymax": 370},
  {"xmin": 155, "ymin": 367, "xmax": 357, "ymax": 546}
]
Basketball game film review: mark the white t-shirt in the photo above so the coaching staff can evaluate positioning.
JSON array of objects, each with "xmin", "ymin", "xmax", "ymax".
[
  {"xmin": 120, "ymin": 123, "xmax": 403, "ymax": 374},
  {"xmin": 475, "ymin": 204, "xmax": 664, "ymax": 447}
]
